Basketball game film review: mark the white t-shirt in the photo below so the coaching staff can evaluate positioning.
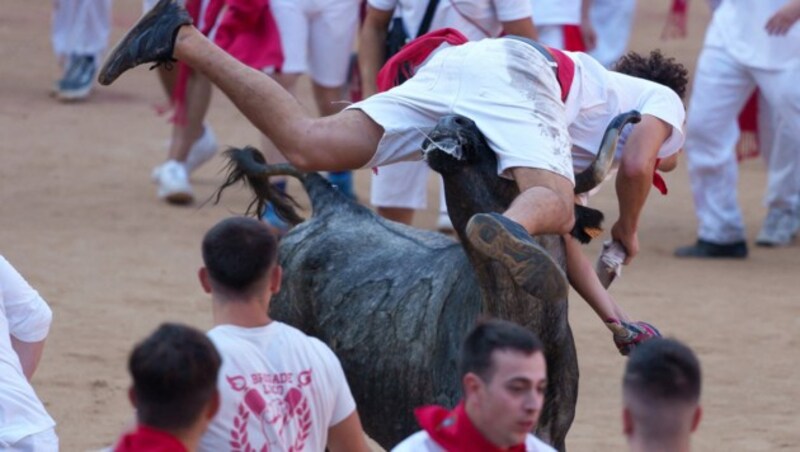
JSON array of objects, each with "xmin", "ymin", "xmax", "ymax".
[
  {"xmin": 0, "ymin": 256, "xmax": 55, "ymax": 446},
  {"xmin": 200, "ymin": 322, "xmax": 357, "ymax": 452},
  {"xmin": 530, "ymin": 0, "xmax": 580, "ymax": 26},
  {"xmin": 706, "ymin": 0, "xmax": 800, "ymax": 70},
  {"xmin": 392, "ymin": 430, "xmax": 557, "ymax": 452},
  {"xmin": 564, "ymin": 51, "xmax": 686, "ymax": 173},
  {"xmin": 369, "ymin": 0, "xmax": 532, "ymax": 41}
]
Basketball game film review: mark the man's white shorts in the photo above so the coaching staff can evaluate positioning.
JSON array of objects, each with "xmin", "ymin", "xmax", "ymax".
[
  {"xmin": 270, "ymin": 0, "xmax": 360, "ymax": 87},
  {"xmin": 348, "ymin": 38, "xmax": 574, "ymax": 184},
  {"xmin": 3, "ymin": 428, "xmax": 59, "ymax": 452}
]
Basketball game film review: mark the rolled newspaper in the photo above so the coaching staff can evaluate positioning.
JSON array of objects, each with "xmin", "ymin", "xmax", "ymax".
[{"xmin": 595, "ymin": 240, "xmax": 627, "ymax": 289}]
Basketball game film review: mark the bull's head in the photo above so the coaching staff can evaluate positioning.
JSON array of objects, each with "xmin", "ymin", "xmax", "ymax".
[{"xmin": 424, "ymin": 111, "xmax": 642, "ymax": 242}]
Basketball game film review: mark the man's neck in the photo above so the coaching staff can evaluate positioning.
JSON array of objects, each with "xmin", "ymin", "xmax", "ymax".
[
  {"xmin": 629, "ymin": 436, "xmax": 691, "ymax": 452},
  {"xmin": 463, "ymin": 400, "xmax": 516, "ymax": 451},
  {"xmin": 212, "ymin": 295, "xmax": 272, "ymax": 328}
]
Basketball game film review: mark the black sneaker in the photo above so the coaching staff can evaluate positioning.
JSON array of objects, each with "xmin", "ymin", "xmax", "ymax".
[
  {"xmin": 98, "ymin": 0, "xmax": 192, "ymax": 85},
  {"xmin": 674, "ymin": 239, "xmax": 748, "ymax": 259},
  {"xmin": 466, "ymin": 212, "xmax": 568, "ymax": 301},
  {"xmin": 57, "ymin": 54, "xmax": 96, "ymax": 101}
]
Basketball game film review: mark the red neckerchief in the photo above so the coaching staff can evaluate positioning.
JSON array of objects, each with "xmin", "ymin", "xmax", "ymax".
[
  {"xmin": 415, "ymin": 403, "xmax": 527, "ymax": 452},
  {"xmin": 114, "ymin": 425, "xmax": 188, "ymax": 452},
  {"xmin": 653, "ymin": 158, "xmax": 668, "ymax": 195}
]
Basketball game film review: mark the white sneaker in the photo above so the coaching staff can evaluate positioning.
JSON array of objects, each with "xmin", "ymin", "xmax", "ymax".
[
  {"xmin": 756, "ymin": 208, "xmax": 797, "ymax": 247},
  {"xmin": 437, "ymin": 212, "xmax": 454, "ymax": 233},
  {"xmin": 184, "ymin": 125, "xmax": 217, "ymax": 174},
  {"xmin": 153, "ymin": 160, "xmax": 193, "ymax": 204}
]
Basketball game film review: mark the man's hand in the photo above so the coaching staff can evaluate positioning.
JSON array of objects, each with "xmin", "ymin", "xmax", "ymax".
[
  {"xmin": 611, "ymin": 221, "xmax": 639, "ymax": 264},
  {"xmin": 766, "ymin": 0, "xmax": 800, "ymax": 35}
]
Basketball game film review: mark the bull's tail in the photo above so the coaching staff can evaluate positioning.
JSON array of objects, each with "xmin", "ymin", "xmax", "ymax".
[
  {"xmin": 210, "ymin": 146, "xmax": 306, "ymax": 225},
  {"xmin": 572, "ymin": 204, "xmax": 604, "ymax": 244}
]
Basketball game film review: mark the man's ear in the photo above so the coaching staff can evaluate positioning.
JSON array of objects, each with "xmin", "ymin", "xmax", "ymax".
[
  {"xmin": 462, "ymin": 372, "xmax": 481, "ymax": 399},
  {"xmin": 198, "ymin": 267, "xmax": 212, "ymax": 294},
  {"xmin": 128, "ymin": 386, "xmax": 137, "ymax": 409},
  {"xmin": 690, "ymin": 405, "xmax": 702, "ymax": 432},
  {"xmin": 622, "ymin": 406, "xmax": 634, "ymax": 436},
  {"xmin": 207, "ymin": 389, "xmax": 221, "ymax": 420},
  {"xmin": 269, "ymin": 265, "xmax": 282, "ymax": 294}
]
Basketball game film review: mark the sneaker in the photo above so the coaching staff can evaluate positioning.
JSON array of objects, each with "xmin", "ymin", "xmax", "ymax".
[
  {"xmin": 606, "ymin": 319, "xmax": 661, "ymax": 356},
  {"xmin": 153, "ymin": 160, "xmax": 193, "ymax": 204},
  {"xmin": 437, "ymin": 211, "xmax": 454, "ymax": 234},
  {"xmin": 57, "ymin": 54, "xmax": 96, "ymax": 101},
  {"xmin": 184, "ymin": 125, "xmax": 217, "ymax": 174},
  {"xmin": 756, "ymin": 208, "xmax": 798, "ymax": 247},
  {"xmin": 674, "ymin": 239, "xmax": 748, "ymax": 259},
  {"xmin": 465, "ymin": 212, "xmax": 568, "ymax": 300},
  {"xmin": 326, "ymin": 171, "xmax": 354, "ymax": 199},
  {"xmin": 98, "ymin": 0, "xmax": 192, "ymax": 85}
]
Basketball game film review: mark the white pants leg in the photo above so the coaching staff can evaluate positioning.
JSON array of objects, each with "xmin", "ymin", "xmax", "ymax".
[
  {"xmin": 51, "ymin": 0, "xmax": 112, "ymax": 62},
  {"xmin": 685, "ymin": 45, "xmax": 755, "ymax": 244},
  {"xmin": 8, "ymin": 427, "xmax": 59, "ymax": 452},
  {"xmin": 536, "ymin": 25, "xmax": 565, "ymax": 49},
  {"xmin": 753, "ymin": 65, "xmax": 800, "ymax": 212},
  {"xmin": 371, "ymin": 161, "xmax": 430, "ymax": 209},
  {"xmin": 588, "ymin": 0, "xmax": 636, "ymax": 67}
]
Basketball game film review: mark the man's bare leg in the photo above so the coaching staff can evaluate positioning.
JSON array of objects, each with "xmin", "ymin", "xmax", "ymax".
[
  {"xmin": 466, "ymin": 168, "xmax": 574, "ymax": 300},
  {"xmin": 172, "ymin": 27, "xmax": 381, "ymax": 171}
]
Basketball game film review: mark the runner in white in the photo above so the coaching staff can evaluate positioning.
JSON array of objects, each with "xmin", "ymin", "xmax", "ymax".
[
  {"xmin": 529, "ymin": 0, "xmax": 595, "ymax": 50},
  {"xmin": 674, "ymin": 0, "xmax": 800, "ymax": 257},
  {"xmin": 0, "ymin": 255, "xmax": 58, "ymax": 451},
  {"xmin": 587, "ymin": 0, "xmax": 637, "ymax": 67}
]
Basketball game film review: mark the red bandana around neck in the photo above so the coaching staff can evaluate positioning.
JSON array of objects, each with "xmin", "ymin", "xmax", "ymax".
[{"xmin": 415, "ymin": 403, "xmax": 528, "ymax": 452}]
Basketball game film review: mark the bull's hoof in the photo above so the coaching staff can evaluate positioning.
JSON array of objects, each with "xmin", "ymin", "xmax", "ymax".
[{"xmin": 466, "ymin": 212, "xmax": 568, "ymax": 301}]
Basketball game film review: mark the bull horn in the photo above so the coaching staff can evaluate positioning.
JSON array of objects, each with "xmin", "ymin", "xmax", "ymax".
[
  {"xmin": 210, "ymin": 146, "xmax": 306, "ymax": 225},
  {"xmin": 573, "ymin": 110, "xmax": 642, "ymax": 194}
]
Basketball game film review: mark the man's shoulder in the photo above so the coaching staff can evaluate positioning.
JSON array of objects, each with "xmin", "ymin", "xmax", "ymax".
[
  {"xmin": 391, "ymin": 431, "xmax": 441, "ymax": 452},
  {"xmin": 526, "ymin": 433, "xmax": 557, "ymax": 452}
]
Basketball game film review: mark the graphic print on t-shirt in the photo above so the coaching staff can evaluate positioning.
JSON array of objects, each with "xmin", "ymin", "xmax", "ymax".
[{"xmin": 226, "ymin": 369, "xmax": 314, "ymax": 452}]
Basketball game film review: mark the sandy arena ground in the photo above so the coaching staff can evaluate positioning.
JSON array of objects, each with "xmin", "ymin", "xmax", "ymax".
[{"xmin": 1, "ymin": 0, "xmax": 798, "ymax": 450}]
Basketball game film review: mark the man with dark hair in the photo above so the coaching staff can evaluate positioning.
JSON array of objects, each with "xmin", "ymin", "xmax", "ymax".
[
  {"xmin": 622, "ymin": 338, "xmax": 703, "ymax": 452},
  {"xmin": 392, "ymin": 319, "xmax": 555, "ymax": 451},
  {"xmin": 115, "ymin": 322, "xmax": 221, "ymax": 451},
  {"xmin": 196, "ymin": 216, "xmax": 370, "ymax": 452}
]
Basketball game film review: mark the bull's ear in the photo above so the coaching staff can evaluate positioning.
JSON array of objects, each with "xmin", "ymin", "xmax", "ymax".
[{"xmin": 571, "ymin": 205, "xmax": 604, "ymax": 244}]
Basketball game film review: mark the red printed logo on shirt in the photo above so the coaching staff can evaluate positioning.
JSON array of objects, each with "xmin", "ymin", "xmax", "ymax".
[{"xmin": 227, "ymin": 369, "xmax": 314, "ymax": 452}]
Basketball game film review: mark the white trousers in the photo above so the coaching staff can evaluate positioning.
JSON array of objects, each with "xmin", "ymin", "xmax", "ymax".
[
  {"xmin": 588, "ymin": 0, "xmax": 636, "ymax": 68},
  {"xmin": 3, "ymin": 427, "xmax": 59, "ymax": 452},
  {"xmin": 51, "ymin": 0, "xmax": 113, "ymax": 62},
  {"xmin": 685, "ymin": 44, "xmax": 800, "ymax": 243}
]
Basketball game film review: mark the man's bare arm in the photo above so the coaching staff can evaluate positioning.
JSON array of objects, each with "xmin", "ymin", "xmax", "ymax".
[
  {"xmin": 359, "ymin": 6, "xmax": 394, "ymax": 98},
  {"xmin": 327, "ymin": 411, "xmax": 370, "ymax": 452},
  {"xmin": 612, "ymin": 114, "xmax": 671, "ymax": 263},
  {"xmin": 11, "ymin": 336, "xmax": 46, "ymax": 380}
]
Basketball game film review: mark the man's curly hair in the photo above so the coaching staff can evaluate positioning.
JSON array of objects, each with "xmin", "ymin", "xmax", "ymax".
[{"xmin": 613, "ymin": 49, "xmax": 689, "ymax": 100}]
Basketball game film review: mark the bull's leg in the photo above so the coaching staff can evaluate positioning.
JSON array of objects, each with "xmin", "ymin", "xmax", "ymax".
[{"xmin": 537, "ymin": 324, "xmax": 579, "ymax": 451}]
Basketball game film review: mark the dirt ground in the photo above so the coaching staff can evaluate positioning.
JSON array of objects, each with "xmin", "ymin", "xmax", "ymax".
[{"xmin": 1, "ymin": 0, "xmax": 798, "ymax": 450}]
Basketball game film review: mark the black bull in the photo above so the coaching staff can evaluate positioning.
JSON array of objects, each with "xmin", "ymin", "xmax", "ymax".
[{"xmin": 214, "ymin": 111, "xmax": 641, "ymax": 450}]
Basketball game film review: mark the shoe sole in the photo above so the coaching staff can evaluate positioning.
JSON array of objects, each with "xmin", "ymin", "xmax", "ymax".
[
  {"xmin": 57, "ymin": 85, "xmax": 92, "ymax": 102},
  {"xmin": 466, "ymin": 214, "xmax": 567, "ymax": 301}
]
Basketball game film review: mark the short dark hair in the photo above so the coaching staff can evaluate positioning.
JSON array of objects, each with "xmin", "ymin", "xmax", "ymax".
[
  {"xmin": 623, "ymin": 337, "xmax": 701, "ymax": 405},
  {"xmin": 614, "ymin": 49, "xmax": 689, "ymax": 100},
  {"xmin": 201, "ymin": 216, "xmax": 278, "ymax": 295},
  {"xmin": 129, "ymin": 323, "xmax": 221, "ymax": 431},
  {"xmin": 459, "ymin": 318, "xmax": 544, "ymax": 382}
]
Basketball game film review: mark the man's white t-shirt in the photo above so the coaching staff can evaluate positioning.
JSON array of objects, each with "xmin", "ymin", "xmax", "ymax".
[
  {"xmin": 200, "ymin": 322, "xmax": 357, "ymax": 452},
  {"xmin": 530, "ymin": 0, "xmax": 580, "ymax": 26},
  {"xmin": 0, "ymin": 256, "xmax": 56, "ymax": 446},
  {"xmin": 707, "ymin": 0, "xmax": 800, "ymax": 70},
  {"xmin": 392, "ymin": 430, "xmax": 557, "ymax": 452},
  {"xmin": 564, "ymin": 51, "xmax": 686, "ymax": 173},
  {"xmin": 369, "ymin": 0, "xmax": 532, "ymax": 41}
]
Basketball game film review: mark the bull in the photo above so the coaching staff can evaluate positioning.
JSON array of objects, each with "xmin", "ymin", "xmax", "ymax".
[{"xmin": 213, "ymin": 111, "xmax": 641, "ymax": 450}]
